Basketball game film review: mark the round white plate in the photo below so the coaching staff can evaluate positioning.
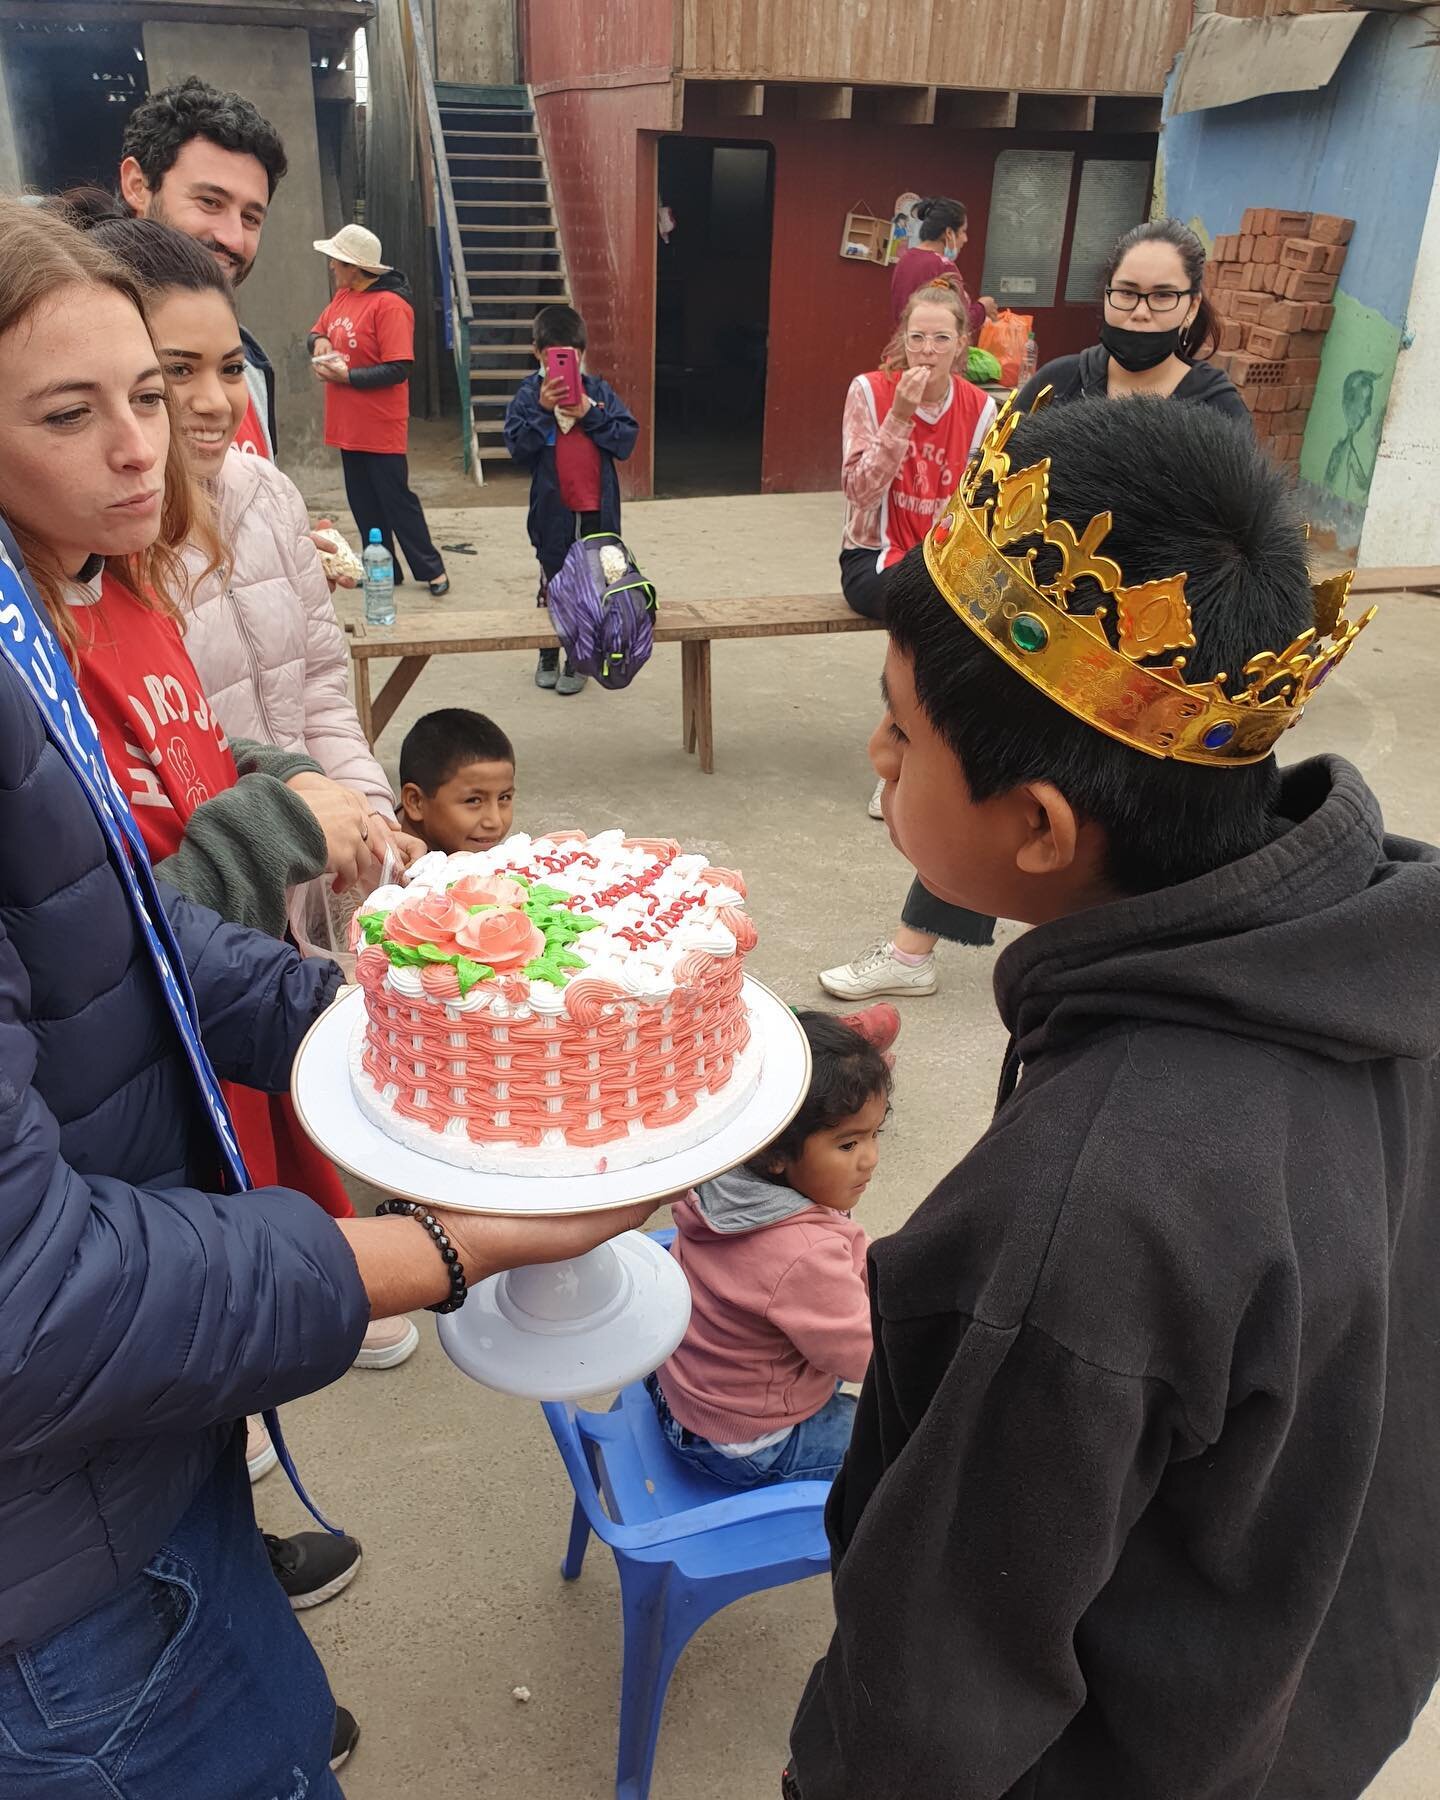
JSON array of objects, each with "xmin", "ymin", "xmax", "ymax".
[
  {"xmin": 290, "ymin": 978, "xmax": 811, "ymax": 1216},
  {"xmin": 436, "ymin": 1232, "xmax": 692, "ymax": 1401}
]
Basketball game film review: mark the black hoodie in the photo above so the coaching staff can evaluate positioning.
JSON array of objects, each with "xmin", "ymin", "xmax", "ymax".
[
  {"xmin": 1017, "ymin": 341, "xmax": 1252, "ymax": 424},
  {"xmin": 791, "ymin": 757, "xmax": 1440, "ymax": 1798}
]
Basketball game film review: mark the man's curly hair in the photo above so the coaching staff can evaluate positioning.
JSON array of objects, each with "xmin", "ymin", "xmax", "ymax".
[{"xmin": 122, "ymin": 77, "xmax": 288, "ymax": 198}]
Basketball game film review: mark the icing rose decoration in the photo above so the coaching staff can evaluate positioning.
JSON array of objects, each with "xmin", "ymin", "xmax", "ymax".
[
  {"xmin": 449, "ymin": 873, "xmax": 527, "ymax": 911},
  {"xmin": 385, "ymin": 889, "xmax": 471, "ymax": 952},
  {"xmin": 455, "ymin": 906, "xmax": 546, "ymax": 972}
]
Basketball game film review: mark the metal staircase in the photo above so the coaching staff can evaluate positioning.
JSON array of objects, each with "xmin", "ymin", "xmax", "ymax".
[{"xmin": 435, "ymin": 83, "xmax": 572, "ymax": 466}]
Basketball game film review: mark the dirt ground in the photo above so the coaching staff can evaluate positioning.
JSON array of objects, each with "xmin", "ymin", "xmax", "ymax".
[{"xmin": 270, "ymin": 481, "xmax": 1439, "ymax": 1800}]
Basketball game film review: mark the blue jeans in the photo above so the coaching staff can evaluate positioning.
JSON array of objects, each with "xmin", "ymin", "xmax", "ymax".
[
  {"xmin": 646, "ymin": 1373, "xmax": 856, "ymax": 1488},
  {"xmin": 0, "ymin": 1430, "xmax": 342, "ymax": 1799}
]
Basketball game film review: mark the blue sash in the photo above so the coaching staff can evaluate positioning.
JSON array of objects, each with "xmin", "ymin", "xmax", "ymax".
[{"xmin": 0, "ymin": 538, "xmax": 337, "ymax": 1531}]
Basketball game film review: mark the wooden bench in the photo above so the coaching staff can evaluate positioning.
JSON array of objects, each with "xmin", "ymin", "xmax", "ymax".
[{"xmin": 346, "ymin": 596, "xmax": 883, "ymax": 772}]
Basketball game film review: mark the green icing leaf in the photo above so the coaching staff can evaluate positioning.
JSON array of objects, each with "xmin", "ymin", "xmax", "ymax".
[
  {"xmin": 357, "ymin": 911, "xmax": 388, "ymax": 946},
  {"xmin": 526, "ymin": 883, "xmax": 573, "ymax": 908},
  {"xmin": 523, "ymin": 958, "xmax": 569, "ymax": 988},
  {"xmin": 555, "ymin": 947, "xmax": 586, "ymax": 970},
  {"xmin": 455, "ymin": 957, "xmax": 493, "ymax": 996},
  {"xmin": 417, "ymin": 942, "xmax": 451, "ymax": 962},
  {"xmin": 381, "ymin": 941, "xmax": 426, "ymax": 968}
]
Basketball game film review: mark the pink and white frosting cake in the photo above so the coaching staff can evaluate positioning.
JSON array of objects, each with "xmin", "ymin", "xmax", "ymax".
[{"xmin": 348, "ymin": 830, "xmax": 762, "ymax": 1175}]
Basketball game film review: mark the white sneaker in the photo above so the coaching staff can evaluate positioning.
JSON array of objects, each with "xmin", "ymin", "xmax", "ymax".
[
  {"xmin": 353, "ymin": 1315, "xmax": 421, "ymax": 1370},
  {"xmin": 247, "ymin": 1415, "xmax": 278, "ymax": 1484},
  {"xmin": 819, "ymin": 941, "xmax": 938, "ymax": 1000},
  {"xmin": 868, "ymin": 779, "xmax": 886, "ymax": 820}
]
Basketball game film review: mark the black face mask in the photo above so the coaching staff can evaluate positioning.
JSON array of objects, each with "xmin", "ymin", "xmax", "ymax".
[{"xmin": 1100, "ymin": 320, "xmax": 1184, "ymax": 372}]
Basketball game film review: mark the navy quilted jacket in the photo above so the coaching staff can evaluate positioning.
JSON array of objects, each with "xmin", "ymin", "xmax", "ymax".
[{"xmin": 0, "ymin": 602, "xmax": 370, "ymax": 1651}]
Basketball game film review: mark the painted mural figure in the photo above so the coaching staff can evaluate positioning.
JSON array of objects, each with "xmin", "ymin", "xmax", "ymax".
[{"xmin": 1325, "ymin": 368, "xmax": 1379, "ymax": 501}]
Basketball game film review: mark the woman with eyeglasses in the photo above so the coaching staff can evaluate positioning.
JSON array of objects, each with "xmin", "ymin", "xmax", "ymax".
[{"xmin": 1016, "ymin": 217, "xmax": 1249, "ymax": 421}]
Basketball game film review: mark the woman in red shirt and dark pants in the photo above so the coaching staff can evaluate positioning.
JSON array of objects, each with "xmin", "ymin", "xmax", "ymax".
[{"xmin": 309, "ymin": 224, "xmax": 449, "ymax": 596}]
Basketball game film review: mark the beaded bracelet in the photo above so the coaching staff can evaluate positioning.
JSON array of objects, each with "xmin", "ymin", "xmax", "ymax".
[{"xmin": 376, "ymin": 1198, "xmax": 469, "ymax": 1313}]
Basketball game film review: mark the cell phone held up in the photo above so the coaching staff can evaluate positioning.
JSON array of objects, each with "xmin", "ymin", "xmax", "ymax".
[{"xmin": 545, "ymin": 345, "xmax": 584, "ymax": 410}]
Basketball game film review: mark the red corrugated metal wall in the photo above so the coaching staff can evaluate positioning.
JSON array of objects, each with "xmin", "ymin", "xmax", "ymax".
[
  {"xmin": 528, "ymin": 23, "xmax": 1156, "ymax": 496},
  {"xmin": 526, "ymin": 0, "xmax": 675, "ymax": 497},
  {"xmin": 682, "ymin": 91, "xmax": 1157, "ymax": 492}
]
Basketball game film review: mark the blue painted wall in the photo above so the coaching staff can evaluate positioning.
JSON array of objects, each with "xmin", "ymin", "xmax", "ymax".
[{"xmin": 1158, "ymin": 10, "xmax": 1440, "ymax": 548}]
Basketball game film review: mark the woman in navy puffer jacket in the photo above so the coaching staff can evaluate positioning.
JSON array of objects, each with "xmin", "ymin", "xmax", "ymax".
[{"xmin": 0, "ymin": 216, "xmax": 652, "ymax": 1792}]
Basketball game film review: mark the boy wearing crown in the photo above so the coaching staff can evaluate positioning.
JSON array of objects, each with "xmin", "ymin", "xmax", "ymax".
[{"xmin": 786, "ymin": 395, "xmax": 1440, "ymax": 1799}]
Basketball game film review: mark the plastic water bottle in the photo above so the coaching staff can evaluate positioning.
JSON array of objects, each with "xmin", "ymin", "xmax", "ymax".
[
  {"xmin": 362, "ymin": 529, "xmax": 396, "ymax": 627},
  {"xmin": 1020, "ymin": 332, "xmax": 1039, "ymax": 384}
]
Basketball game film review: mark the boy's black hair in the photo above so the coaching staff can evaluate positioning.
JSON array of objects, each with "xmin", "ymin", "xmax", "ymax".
[
  {"xmin": 122, "ymin": 77, "xmax": 289, "ymax": 200},
  {"xmin": 532, "ymin": 305, "xmax": 587, "ymax": 353},
  {"xmin": 885, "ymin": 396, "xmax": 1314, "ymax": 895},
  {"xmin": 399, "ymin": 709, "xmax": 515, "ymax": 794},
  {"xmin": 754, "ymin": 1011, "xmax": 892, "ymax": 1172}
]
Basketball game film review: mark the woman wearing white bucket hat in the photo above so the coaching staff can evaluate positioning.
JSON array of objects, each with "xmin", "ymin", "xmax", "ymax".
[{"xmin": 308, "ymin": 224, "xmax": 450, "ymax": 596}]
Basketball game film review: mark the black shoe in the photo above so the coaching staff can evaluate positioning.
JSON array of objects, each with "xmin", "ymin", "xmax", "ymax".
[
  {"xmin": 331, "ymin": 1705, "xmax": 360, "ymax": 1772},
  {"xmin": 535, "ymin": 648, "xmax": 560, "ymax": 689},
  {"xmin": 263, "ymin": 1530, "xmax": 363, "ymax": 1611},
  {"xmin": 428, "ymin": 574, "xmax": 450, "ymax": 597}
]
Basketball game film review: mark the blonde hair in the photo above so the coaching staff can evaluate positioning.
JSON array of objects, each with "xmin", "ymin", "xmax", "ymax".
[
  {"xmin": 0, "ymin": 199, "xmax": 219, "ymax": 656},
  {"xmin": 880, "ymin": 281, "xmax": 971, "ymax": 373}
]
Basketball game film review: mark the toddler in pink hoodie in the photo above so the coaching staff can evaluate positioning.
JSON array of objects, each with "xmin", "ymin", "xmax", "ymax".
[{"xmin": 646, "ymin": 1012, "xmax": 892, "ymax": 1487}]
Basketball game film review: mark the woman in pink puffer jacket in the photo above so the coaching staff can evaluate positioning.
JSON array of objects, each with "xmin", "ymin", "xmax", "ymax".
[{"xmin": 91, "ymin": 214, "xmax": 423, "ymax": 1396}]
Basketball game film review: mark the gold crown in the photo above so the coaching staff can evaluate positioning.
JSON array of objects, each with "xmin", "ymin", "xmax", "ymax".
[{"xmin": 922, "ymin": 393, "xmax": 1375, "ymax": 766}]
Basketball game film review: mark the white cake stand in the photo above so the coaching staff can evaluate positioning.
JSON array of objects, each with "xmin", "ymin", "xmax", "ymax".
[{"xmin": 290, "ymin": 980, "xmax": 811, "ymax": 1400}]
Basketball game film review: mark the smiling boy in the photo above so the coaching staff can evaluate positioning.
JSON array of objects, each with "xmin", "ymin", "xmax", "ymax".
[
  {"xmin": 399, "ymin": 709, "xmax": 516, "ymax": 856},
  {"xmin": 788, "ymin": 396, "xmax": 1440, "ymax": 1799}
]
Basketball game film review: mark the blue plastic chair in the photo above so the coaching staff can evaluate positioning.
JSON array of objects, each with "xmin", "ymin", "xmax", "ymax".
[{"xmin": 540, "ymin": 1239, "xmax": 833, "ymax": 1799}]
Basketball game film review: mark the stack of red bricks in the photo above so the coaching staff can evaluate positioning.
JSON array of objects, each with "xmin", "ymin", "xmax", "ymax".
[{"xmin": 1207, "ymin": 209, "xmax": 1353, "ymax": 476}]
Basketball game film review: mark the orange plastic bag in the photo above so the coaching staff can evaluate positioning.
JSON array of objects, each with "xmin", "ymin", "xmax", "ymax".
[{"xmin": 977, "ymin": 310, "xmax": 1033, "ymax": 388}]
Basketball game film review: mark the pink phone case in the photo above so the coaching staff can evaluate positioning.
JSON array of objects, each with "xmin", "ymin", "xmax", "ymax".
[{"xmin": 546, "ymin": 346, "xmax": 583, "ymax": 409}]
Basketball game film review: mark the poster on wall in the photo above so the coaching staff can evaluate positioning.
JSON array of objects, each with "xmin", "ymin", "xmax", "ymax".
[{"xmin": 886, "ymin": 194, "xmax": 922, "ymax": 266}]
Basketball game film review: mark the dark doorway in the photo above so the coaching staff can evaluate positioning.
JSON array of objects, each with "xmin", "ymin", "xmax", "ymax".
[
  {"xmin": 3, "ymin": 21, "xmax": 148, "ymax": 195},
  {"xmin": 654, "ymin": 138, "xmax": 773, "ymax": 497}
]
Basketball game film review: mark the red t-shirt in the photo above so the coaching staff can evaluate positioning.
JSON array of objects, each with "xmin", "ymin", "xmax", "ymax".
[
  {"xmin": 232, "ymin": 393, "xmax": 272, "ymax": 459},
  {"xmin": 861, "ymin": 371, "xmax": 995, "ymax": 568},
  {"xmin": 311, "ymin": 284, "xmax": 414, "ymax": 455},
  {"xmin": 73, "ymin": 572, "xmax": 238, "ymax": 858},
  {"xmin": 72, "ymin": 572, "xmax": 353, "ymax": 1217},
  {"xmin": 554, "ymin": 420, "xmax": 603, "ymax": 513}
]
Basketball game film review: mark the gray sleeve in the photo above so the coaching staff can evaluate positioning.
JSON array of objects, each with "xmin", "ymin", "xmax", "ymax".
[
  {"xmin": 154, "ymin": 774, "xmax": 327, "ymax": 938},
  {"xmin": 230, "ymin": 736, "xmax": 323, "ymax": 786}
]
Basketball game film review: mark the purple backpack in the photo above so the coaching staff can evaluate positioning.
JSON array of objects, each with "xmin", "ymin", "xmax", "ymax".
[{"xmin": 545, "ymin": 532, "xmax": 657, "ymax": 690}]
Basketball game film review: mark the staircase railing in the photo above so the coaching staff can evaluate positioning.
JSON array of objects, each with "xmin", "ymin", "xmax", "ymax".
[{"xmin": 404, "ymin": 0, "xmax": 481, "ymax": 483}]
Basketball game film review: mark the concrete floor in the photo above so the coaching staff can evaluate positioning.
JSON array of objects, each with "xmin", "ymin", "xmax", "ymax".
[{"xmin": 269, "ymin": 488, "xmax": 1440, "ymax": 1799}]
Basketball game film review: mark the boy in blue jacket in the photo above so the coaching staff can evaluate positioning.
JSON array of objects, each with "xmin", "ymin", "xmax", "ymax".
[{"xmin": 503, "ymin": 303, "xmax": 638, "ymax": 695}]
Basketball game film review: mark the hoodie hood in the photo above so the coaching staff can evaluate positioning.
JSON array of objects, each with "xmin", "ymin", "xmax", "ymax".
[
  {"xmin": 1075, "ymin": 341, "xmax": 1240, "ymax": 407},
  {"xmin": 367, "ymin": 269, "xmax": 412, "ymax": 302},
  {"xmin": 688, "ymin": 1166, "xmax": 815, "ymax": 1234},
  {"xmin": 997, "ymin": 756, "xmax": 1440, "ymax": 1070}
]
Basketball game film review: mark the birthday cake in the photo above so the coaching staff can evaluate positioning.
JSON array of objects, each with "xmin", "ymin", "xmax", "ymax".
[{"xmin": 349, "ymin": 830, "xmax": 761, "ymax": 1175}]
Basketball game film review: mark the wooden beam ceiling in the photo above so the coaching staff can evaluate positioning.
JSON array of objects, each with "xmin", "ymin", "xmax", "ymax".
[
  {"xmin": 0, "ymin": 0, "xmax": 371, "ymax": 28},
  {"xmin": 795, "ymin": 83, "xmax": 853, "ymax": 120},
  {"xmin": 1016, "ymin": 91, "xmax": 1096, "ymax": 131}
]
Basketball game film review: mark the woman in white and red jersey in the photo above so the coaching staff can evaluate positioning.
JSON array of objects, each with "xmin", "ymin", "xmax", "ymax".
[
  {"xmin": 826, "ymin": 283, "xmax": 999, "ymax": 1006},
  {"xmin": 839, "ymin": 284, "xmax": 995, "ymax": 622}
]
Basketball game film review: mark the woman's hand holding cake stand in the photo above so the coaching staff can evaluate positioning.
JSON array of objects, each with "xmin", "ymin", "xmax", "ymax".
[{"xmin": 334, "ymin": 1199, "xmax": 666, "ymax": 1319}]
